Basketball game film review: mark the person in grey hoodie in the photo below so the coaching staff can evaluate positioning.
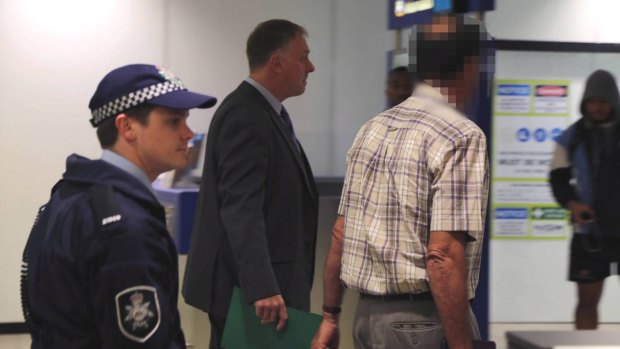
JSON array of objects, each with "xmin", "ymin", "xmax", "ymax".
[{"xmin": 549, "ymin": 69, "xmax": 620, "ymax": 329}]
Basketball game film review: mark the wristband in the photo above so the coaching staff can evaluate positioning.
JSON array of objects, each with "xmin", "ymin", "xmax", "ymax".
[{"xmin": 322, "ymin": 304, "xmax": 342, "ymax": 315}]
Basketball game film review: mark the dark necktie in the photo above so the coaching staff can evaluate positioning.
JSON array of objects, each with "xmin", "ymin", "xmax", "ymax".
[{"xmin": 280, "ymin": 107, "xmax": 299, "ymax": 150}]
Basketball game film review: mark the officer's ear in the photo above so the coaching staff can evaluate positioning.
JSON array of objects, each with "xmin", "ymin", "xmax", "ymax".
[{"xmin": 114, "ymin": 114, "xmax": 138, "ymax": 143}]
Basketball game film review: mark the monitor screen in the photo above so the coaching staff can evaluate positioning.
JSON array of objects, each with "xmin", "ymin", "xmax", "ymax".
[
  {"xmin": 387, "ymin": 0, "xmax": 495, "ymax": 30},
  {"xmin": 388, "ymin": 0, "xmax": 433, "ymax": 30}
]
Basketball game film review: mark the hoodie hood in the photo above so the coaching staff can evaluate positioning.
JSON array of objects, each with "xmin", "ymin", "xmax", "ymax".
[{"xmin": 580, "ymin": 69, "xmax": 620, "ymax": 123}]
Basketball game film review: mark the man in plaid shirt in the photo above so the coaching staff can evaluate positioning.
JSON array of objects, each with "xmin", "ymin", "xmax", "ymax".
[{"xmin": 312, "ymin": 14, "xmax": 492, "ymax": 349}]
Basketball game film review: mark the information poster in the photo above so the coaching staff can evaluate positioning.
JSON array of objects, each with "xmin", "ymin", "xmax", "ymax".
[{"xmin": 492, "ymin": 80, "xmax": 571, "ymax": 239}]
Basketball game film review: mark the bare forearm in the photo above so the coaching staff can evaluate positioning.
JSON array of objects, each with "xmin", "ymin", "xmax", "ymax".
[
  {"xmin": 427, "ymin": 231, "xmax": 471, "ymax": 349},
  {"xmin": 311, "ymin": 216, "xmax": 346, "ymax": 349},
  {"xmin": 323, "ymin": 215, "xmax": 345, "ymax": 309}
]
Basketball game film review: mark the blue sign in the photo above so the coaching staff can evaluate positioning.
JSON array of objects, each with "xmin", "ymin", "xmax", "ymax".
[
  {"xmin": 495, "ymin": 207, "xmax": 528, "ymax": 220},
  {"xmin": 388, "ymin": 0, "xmax": 496, "ymax": 29},
  {"xmin": 516, "ymin": 128, "xmax": 563, "ymax": 143},
  {"xmin": 388, "ymin": 0, "xmax": 433, "ymax": 29},
  {"xmin": 534, "ymin": 128, "xmax": 547, "ymax": 142},
  {"xmin": 516, "ymin": 128, "xmax": 530, "ymax": 142},
  {"xmin": 497, "ymin": 84, "xmax": 530, "ymax": 96},
  {"xmin": 434, "ymin": 0, "xmax": 452, "ymax": 12},
  {"xmin": 551, "ymin": 128, "xmax": 563, "ymax": 141}
]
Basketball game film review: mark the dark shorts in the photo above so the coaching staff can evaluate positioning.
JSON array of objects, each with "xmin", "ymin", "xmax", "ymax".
[{"xmin": 569, "ymin": 234, "xmax": 616, "ymax": 282}]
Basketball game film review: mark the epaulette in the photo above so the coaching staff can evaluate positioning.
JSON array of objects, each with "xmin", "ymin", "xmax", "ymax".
[{"xmin": 89, "ymin": 184, "xmax": 123, "ymax": 229}]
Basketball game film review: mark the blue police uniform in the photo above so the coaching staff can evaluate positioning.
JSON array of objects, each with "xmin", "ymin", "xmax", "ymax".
[{"xmin": 21, "ymin": 153, "xmax": 185, "ymax": 348}]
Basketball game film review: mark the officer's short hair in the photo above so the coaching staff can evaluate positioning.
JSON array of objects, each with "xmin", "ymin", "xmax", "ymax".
[{"xmin": 96, "ymin": 104, "xmax": 155, "ymax": 149}]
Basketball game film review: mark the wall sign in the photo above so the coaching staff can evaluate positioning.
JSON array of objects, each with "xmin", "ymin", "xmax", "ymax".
[{"xmin": 491, "ymin": 79, "xmax": 571, "ymax": 239}]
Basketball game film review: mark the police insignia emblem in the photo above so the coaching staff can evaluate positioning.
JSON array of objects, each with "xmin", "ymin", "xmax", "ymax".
[
  {"xmin": 115, "ymin": 286, "xmax": 161, "ymax": 343},
  {"xmin": 156, "ymin": 65, "xmax": 185, "ymax": 88}
]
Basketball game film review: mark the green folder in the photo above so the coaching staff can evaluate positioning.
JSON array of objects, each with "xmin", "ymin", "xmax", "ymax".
[{"xmin": 221, "ymin": 287, "xmax": 322, "ymax": 349}]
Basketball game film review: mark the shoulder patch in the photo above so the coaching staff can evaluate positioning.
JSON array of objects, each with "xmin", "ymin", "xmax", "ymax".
[{"xmin": 115, "ymin": 286, "xmax": 161, "ymax": 343}]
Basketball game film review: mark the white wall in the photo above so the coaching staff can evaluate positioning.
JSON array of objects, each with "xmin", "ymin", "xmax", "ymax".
[
  {"xmin": 486, "ymin": 0, "xmax": 620, "ymax": 43},
  {"xmin": 0, "ymin": 0, "xmax": 169, "ymax": 322},
  {"xmin": 0, "ymin": 0, "xmax": 391, "ymax": 324}
]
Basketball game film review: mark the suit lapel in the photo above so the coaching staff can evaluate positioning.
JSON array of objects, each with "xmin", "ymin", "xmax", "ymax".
[{"xmin": 269, "ymin": 110, "xmax": 317, "ymax": 197}]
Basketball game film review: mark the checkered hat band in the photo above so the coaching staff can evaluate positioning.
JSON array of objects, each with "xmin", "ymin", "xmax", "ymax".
[{"xmin": 90, "ymin": 81, "xmax": 185, "ymax": 126}]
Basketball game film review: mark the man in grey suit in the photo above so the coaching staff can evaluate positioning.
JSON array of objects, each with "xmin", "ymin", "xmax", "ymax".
[{"xmin": 182, "ymin": 19, "xmax": 318, "ymax": 349}]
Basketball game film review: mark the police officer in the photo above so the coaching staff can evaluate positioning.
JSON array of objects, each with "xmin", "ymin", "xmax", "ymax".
[{"xmin": 20, "ymin": 64, "xmax": 216, "ymax": 348}]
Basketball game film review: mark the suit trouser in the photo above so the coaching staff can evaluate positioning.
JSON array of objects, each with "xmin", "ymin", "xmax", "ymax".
[{"xmin": 353, "ymin": 295, "xmax": 480, "ymax": 349}]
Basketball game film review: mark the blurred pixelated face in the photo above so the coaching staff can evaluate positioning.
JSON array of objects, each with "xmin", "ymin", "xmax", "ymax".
[
  {"xmin": 418, "ymin": 15, "xmax": 461, "ymax": 82},
  {"xmin": 133, "ymin": 107, "xmax": 194, "ymax": 180},
  {"xmin": 426, "ymin": 14, "xmax": 453, "ymax": 38},
  {"xmin": 410, "ymin": 14, "xmax": 492, "ymax": 111},
  {"xmin": 585, "ymin": 97, "xmax": 613, "ymax": 123},
  {"xmin": 279, "ymin": 34, "xmax": 315, "ymax": 99},
  {"xmin": 386, "ymin": 71, "xmax": 414, "ymax": 107}
]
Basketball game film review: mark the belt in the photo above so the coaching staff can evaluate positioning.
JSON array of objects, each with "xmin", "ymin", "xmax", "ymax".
[{"xmin": 359, "ymin": 292, "xmax": 432, "ymax": 301}]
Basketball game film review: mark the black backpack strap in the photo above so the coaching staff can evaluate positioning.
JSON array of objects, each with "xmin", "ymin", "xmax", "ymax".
[{"xmin": 88, "ymin": 183, "xmax": 123, "ymax": 230}]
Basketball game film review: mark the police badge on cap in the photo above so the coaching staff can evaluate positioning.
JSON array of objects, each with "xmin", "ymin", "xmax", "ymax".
[{"xmin": 115, "ymin": 286, "xmax": 161, "ymax": 343}]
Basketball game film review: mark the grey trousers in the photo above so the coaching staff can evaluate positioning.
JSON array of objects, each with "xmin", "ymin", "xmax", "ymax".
[{"xmin": 352, "ymin": 296, "xmax": 480, "ymax": 349}]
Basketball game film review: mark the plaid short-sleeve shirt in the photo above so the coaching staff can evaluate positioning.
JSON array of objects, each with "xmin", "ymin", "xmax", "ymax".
[{"xmin": 338, "ymin": 84, "xmax": 489, "ymax": 300}]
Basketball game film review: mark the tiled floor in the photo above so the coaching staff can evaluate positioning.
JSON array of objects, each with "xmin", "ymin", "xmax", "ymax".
[{"xmin": 3, "ymin": 323, "xmax": 620, "ymax": 349}]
